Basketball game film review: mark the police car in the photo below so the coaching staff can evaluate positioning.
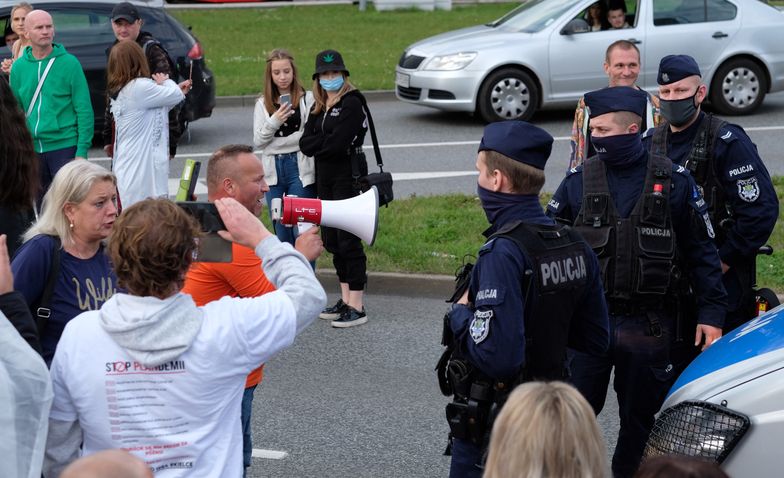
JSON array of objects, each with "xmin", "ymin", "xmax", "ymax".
[{"xmin": 644, "ymin": 304, "xmax": 784, "ymax": 475}]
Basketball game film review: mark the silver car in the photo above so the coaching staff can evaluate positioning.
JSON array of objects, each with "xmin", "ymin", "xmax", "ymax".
[{"xmin": 395, "ymin": 0, "xmax": 784, "ymax": 122}]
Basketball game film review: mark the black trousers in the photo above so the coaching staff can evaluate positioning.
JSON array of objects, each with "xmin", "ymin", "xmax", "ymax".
[
  {"xmin": 316, "ymin": 157, "xmax": 367, "ymax": 291},
  {"xmin": 568, "ymin": 312, "xmax": 694, "ymax": 478}
]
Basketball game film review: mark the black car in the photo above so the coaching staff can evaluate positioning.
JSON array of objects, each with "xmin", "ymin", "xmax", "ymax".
[{"xmin": 0, "ymin": 0, "xmax": 215, "ymax": 133}]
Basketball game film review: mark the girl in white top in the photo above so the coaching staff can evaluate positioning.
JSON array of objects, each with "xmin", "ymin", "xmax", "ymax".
[
  {"xmin": 107, "ymin": 41, "xmax": 190, "ymax": 209},
  {"xmin": 253, "ymin": 49, "xmax": 315, "ymax": 247}
]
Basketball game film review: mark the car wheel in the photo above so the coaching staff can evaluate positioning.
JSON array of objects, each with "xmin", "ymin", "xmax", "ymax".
[
  {"xmin": 477, "ymin": 68, "xmax": 539, "ymax": 123},
  {"xmin": 710, "ymin": 59, "xmax": 767, "ymax": 116}
]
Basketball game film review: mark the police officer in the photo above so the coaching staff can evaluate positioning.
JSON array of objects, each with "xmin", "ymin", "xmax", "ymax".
[
  {"xmin": 647, "ymin": 55, "xmax": 779, "ymax": 333},
  {"xmin": 444, "ymin": 121, "xmax": 610, "ymax": 478},
  {"xmin": 547, "ymin": 87, "xmax": 727, "ymax": 478}
]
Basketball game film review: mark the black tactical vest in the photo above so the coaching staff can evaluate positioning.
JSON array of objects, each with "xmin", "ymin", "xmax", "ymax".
[
  {"xmin": 650, "ymin": 114, "xmax": 730, "ymax": 244},
  {"xmin": 573, "ymin": 154, "xmax": 677, "ymax": 306},
  {"xmin": 492, "ymin": 221, "xmax": 591, "ymax": 381}
]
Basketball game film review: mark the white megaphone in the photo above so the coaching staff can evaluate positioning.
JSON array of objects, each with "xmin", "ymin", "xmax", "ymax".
[{"xmin": 270, "ymin": 186, "xmax": 379, "ymax": 246}]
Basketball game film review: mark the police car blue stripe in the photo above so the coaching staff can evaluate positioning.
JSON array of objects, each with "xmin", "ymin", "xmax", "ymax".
[{"xmin": 669, "ymin": 305, "xmax": 784, "ymax": 397}]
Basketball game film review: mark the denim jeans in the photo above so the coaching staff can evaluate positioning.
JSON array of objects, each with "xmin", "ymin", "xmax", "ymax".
[
  {"xmin": 265, "ymin": 152, "xmax": 315, "ymax": 247},
  {"xmin": 241, "ymin": 384, "xmax": 257, "ymax": 476}
]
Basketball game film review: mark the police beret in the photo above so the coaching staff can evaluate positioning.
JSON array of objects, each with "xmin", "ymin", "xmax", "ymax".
[
  {"xmin": 584, "ymin": 86, "xmax": 647, "ymax": 118},
  {"xmin": 658, "ymin": 54, "xmax": 701, "ymax": 85},
  {"xmin": 478, "ymin": 121, "xmax": 553, "ymax": 170}
]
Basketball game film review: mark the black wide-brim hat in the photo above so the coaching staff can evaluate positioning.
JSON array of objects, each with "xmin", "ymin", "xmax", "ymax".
[{"xmin": 312, "ymin": 49, "xmax": 350, "ymax": 80}]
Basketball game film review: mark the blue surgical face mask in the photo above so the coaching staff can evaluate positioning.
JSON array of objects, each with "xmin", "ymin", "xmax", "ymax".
[
  {"xmin": 591, "ymin": 132, "xmax": 645, "ymax": 167},
  {"xmin": 319, "ymin": 76, "xmax": 344, "ymax": 92}
]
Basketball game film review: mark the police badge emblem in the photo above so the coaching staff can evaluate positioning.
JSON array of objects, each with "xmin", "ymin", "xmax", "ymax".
[
  {"xmin": 736, "ymin": 177, "xmax": 760, "ymax": 203},
  {"xmin": 469, "ymin": 310, "xmax": 493, "ymax": 344}
]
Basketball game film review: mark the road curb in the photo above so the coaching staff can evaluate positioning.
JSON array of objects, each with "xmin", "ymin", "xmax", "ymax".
[
  {"xmin": 316, "ymin": 269, "xmax": 455, "ymax": 299},
  {"xmin": 215, "ymin": 90, "xmax": 396, "ymax": 108}
]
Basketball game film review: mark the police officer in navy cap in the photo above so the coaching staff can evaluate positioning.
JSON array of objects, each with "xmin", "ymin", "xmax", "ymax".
[
  {"xmin": 547, "ymin": 86, "xmax": 727, "ymax": 477},
  {"xmin": 441, "ymin": 120, "xmax": 610, "ymax": 478},
  {"xmin": 647, "ymin": 54, "xmax": 779, "ymax": 333}
]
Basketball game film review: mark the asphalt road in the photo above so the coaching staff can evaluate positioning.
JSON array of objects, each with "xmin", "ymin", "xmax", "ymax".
[
  {"xmin": 244, "ymin": 292, "xmax": 620, "ymax": 478},
  {"xmin": 89, "ymin": 90, "xmax": 784, "ymax": 199}
]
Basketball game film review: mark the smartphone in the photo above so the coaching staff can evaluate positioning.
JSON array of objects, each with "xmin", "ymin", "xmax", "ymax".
[
  {"xmin": 176, "ymin": 159, "xmax": 201, "ymax": 201},
  {"xmin": 176, "ymin": 201, "xmax": 232, "ymax": 262},
  {"xmin": 280, "ymin": 93, "xmax": 291, "ymax": 106}
]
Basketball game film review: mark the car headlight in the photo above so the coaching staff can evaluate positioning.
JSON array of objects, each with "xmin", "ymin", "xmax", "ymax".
[
  {"xmin": 644, "ymin": 400, "xmax": 750, "ymax": 464},
  {"xmin": 424, "ymin": 52, "xmax": 477, "ymax": 71}
]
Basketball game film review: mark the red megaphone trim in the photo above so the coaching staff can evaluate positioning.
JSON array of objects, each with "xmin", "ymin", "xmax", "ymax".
[{"xmin": 281, "ymin": 196, "xmax": 323, "ymax": 225}]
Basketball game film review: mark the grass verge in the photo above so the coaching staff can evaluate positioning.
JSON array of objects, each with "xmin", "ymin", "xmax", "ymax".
[
  {"xmin": 280, "ymin": 184, "xmax": 783, "ymax": 292},
  {"xmin": 170, "ymin": 3, "xmax": 516, "ymax": 96}
]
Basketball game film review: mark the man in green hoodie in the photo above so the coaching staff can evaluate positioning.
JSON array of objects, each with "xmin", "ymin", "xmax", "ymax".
[{"xmin": 9, "ymin": 10, "xmax": 93, "ymax": 201}]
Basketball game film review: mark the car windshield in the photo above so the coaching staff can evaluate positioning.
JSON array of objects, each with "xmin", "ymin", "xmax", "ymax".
[{"xmin": 488, "ymin": 0, "xmax": 577, "ymax": 33}]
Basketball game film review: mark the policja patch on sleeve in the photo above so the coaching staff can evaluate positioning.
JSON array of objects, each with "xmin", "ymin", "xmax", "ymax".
[
  {"xmin": 469, "ymin": 309, "xmax": 494, "ymax": 344},
  {"xmin": 737, "ymin": 177, "xmax": 760, "ymax": 203}
]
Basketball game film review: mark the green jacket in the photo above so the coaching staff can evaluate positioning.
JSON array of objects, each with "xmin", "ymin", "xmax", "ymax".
[{"xmin": 10, "ymin": 43, "xmax": 93, "ymax": 157}]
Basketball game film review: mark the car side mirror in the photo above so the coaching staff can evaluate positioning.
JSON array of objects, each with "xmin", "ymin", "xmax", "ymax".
[{"xmin": 561, "ymin": 18, "xmax": 591, "ymax": 35}]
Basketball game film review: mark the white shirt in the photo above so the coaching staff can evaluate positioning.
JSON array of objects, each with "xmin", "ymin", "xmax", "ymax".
[
  {"xmin": 49, "ymin": 291, "xmax": 296, "ymax": 477},
  {"xmin": 111, "ymin": 78, "xmax": 184, "ymax": 208}
]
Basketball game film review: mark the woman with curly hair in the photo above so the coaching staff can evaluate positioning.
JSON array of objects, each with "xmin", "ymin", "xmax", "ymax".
[
  {"xmin": 0, "ymin": 77, "xmax": 38, "ymax": 256},
  {"xmin": 43, "ymin": 197, "xmax": 325, "ymax": 477}
]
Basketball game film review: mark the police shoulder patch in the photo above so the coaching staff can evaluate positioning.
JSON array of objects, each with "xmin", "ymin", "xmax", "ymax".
[
  {"xmin": 469, "ymin": 309, "xmax": 493, "ymax": 344},
  {"xmin": 737, "ymin": 176, "xmax": 760, "ymax": 202},
  {"xmin": 718, "ymin": 127, "xmax": 737, "ymax": 144}
]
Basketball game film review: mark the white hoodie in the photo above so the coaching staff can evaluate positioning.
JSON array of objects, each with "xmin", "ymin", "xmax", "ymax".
[{"xmin": 44, "ymin": 237, "xmax": 325, "ymax": 477}]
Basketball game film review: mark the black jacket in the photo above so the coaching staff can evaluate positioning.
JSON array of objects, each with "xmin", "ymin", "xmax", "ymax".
[
  {"xmin": 300, "ymin": 89, "xmax": 367, "ymax": 164},
  {"xmin": 0, "ymin": 291, "xmax": 42, "ymax": 356}
]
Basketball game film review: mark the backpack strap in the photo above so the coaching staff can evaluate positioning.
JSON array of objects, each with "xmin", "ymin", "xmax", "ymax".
[
  {"xmin": 355, "ymin": 92, "xmax": 384, "ymax": 171},
  {"xmin": 32, "ymin": 236, "xmax": 61, "ymax": 335},
  {"xmin": 26, "ymin": 57, "xmax": 56, "ymax": 118}
]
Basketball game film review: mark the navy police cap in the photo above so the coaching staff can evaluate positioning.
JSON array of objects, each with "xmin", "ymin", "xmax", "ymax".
[
  {"xmin": 584, "ymin": 86, "xmax": 647, "ymax": 119},
  {"xmin": 658, "ymin": 54, "xmax": 701, "ymax": 85},
  {"xmin": 478, "ymin": 120, "xmax": 553, "ymax": 170}
]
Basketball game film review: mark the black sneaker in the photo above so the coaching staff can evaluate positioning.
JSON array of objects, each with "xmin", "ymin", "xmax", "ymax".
[
  {"xmin": 319, "ymin": 299, "xmax": 348, "ymax": 320},
  {"xmin": 331, "ymin": 306, "xmax": 368, "ymax": 328}
]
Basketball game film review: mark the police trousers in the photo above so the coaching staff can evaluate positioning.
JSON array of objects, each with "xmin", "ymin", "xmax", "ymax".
[
  {"xmin": 448, "ymin": 438, "xmax": 483, "ymax": 478},
  {"xmin": 568, "ymin": 312, "xmax": 690, "ymax": 478}
]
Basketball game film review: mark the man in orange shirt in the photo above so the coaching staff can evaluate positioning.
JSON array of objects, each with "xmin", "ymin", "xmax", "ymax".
[{"xmin": 182, "ymin": 144, "xmax": 323, "ymax": 477}]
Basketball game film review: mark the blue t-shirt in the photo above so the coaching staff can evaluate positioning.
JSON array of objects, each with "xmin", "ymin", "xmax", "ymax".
[{"xmin": 11, "ymin": 235, "xmax": 118, "ymax": 363}]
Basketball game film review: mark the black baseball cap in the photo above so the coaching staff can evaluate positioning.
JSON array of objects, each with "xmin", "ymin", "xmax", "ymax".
[
  {"xmin": 112, "ymin": 2, "xmax": 141, "ymax": 22},
  {"xmin": 312, "ymin": 50, "xmax": 349, "ymax": 80}
]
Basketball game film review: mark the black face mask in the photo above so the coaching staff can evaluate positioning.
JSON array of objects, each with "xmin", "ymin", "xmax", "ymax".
[
  {"xmin": 660, "ymin": 91, "xmax": 699, "ymax": 127},
  {"xmin": 591, "ymin": 132, "xmax": 645, "ymax": 168}
]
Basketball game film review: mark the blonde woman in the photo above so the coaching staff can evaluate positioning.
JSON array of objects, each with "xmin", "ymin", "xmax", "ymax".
[
  {"xmin": 11, "ymin": 160, "xmax": 119, "ymax": 365},
  {"xmin": 253, "ymin": 49, "xmax": 315, "ymax": 246},
  {"xmin": 0, "ymin": 2, "xmax": 33, "ymax": 74},
  {"xmin": 300, "ymin": 49, "xmax": 369, "ymax": 328},
  {"xmin": 484, "ymin": 381, "xmax": 610, "ymax": 478}
]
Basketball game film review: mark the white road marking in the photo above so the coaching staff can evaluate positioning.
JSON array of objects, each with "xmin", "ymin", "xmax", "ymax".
[
  {"xmin": 251, "ymin": 448, "xmax": 288, "ymax": 460},
  {"xmin": 91, "ymin": 124, "xmax": 784, "ymax": 164}
]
